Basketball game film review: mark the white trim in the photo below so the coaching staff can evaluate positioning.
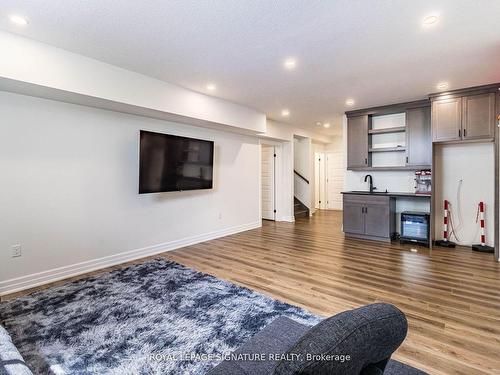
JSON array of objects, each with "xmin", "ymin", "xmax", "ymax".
[
  {"xmin": 0, "ymin": 221, "xmax": 261, "ymax": 296},
  {"xmin": 276, "ymin": 215, "xmax": 295, "ymax": 222}
]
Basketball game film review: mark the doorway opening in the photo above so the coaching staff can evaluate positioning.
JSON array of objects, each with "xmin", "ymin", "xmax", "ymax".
[{"xmin": 313, "ymin": 151, "xmax": 344, "ymax": 212}]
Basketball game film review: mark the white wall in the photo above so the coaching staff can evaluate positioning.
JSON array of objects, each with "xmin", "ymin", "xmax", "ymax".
[
  {"xmin": 0, "ymin": 91, "xmax": 261, "ymax": 293},
  {"xmin": 0, "ymin": 31, "xmax": 266, "ymax": 134},
  {"xmin": 294, "ymin": 137, "xmax": 312, "ymax": 208},
  {"xmin": 294, "ymin": 137, "xmax": 310, "ymax": 177},
  {"xmin": 264, "ymin": 120, "xmax": 332, "ymax": 144},
  {"xmin": 434, "ymin": 143, "xmax": 495, "ymax": 246}
]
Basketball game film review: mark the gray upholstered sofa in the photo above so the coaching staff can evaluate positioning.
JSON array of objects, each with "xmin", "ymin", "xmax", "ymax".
[
  {"xmin": 0, "ymin": 326, "xmax": 32, "ymax": 375},
  {"xmin": 1, "ymin": 303, "xmax": 426, "ymax": 375},
  {"xmin": 208, "ymin": 303, "xmax": 427, "ymax": 375}
]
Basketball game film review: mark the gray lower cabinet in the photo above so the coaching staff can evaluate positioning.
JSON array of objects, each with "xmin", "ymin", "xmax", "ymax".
[
  {"xmin": 364, "ymin": 203, "xmax": 391, "ymax": 237},
  {"xmin": 347, "ymin": 115, "xmax": 369, "ymax": 169},
  {"xmin": 342, "ymin": 200, "xmax": 365, "ymax": 234},
  {"xmin": 343, "ymin": 194, "xmax": 396, "ymax": 242}
]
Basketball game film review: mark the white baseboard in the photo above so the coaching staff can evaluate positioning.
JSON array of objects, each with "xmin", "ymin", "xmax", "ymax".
[
  {"xmin": 277, "ymin": 215, "xmax": 295, "ymax": 222},
  {"xmin": 0, "ymin": 221, "xmax": 261, "ymax": 296}
]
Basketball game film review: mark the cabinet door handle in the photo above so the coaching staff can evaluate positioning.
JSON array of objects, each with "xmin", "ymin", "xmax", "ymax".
[
  {"xmin": 464, "ymin": 128, "xmax": 467, "ymax": 138},
  {"xmin": 365, "ymin": 158, "xmax": 368, "ymax": 165},
  {"xmin": 459, "ymin": 129, "xmax": 461, "ymax": 138},
  {"xmin": 365, "ymin": 207, "xmax": 368, "ymax": 214},
  {"xmin": 406, "ymin": 156, "xmax": 409, "ymax": 164}
]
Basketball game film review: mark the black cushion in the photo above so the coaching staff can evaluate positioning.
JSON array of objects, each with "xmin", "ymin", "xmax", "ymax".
[
  {"xmin": 273, "ymin": 303, "xmax": 408, "ymax": 375},
  {"xmin": 207, "ymin": 316, "xmax": 310, "ymax": 375}
]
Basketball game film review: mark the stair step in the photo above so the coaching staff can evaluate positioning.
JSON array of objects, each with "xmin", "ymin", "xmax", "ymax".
[
  {"xmin": 294, "ymin": 197, "xmax": 309, "ymax": 218},
  {"xmin": 294, "ymin": 210, "xmax": 309, "ymax": 218}
]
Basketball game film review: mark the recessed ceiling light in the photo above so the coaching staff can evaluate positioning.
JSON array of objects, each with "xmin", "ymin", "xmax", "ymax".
[
  {"xmin": 437, "ymin": 81, "xmax": 449, "ymax": 90},
  {"xmin": 281, "ymin": 109, "xmax": 290, "ymax": 117},
  {"xmin": 316, "ymin": 121, "xmax": 322, "ymax": 126},
  {"xmin": 323, "ymin": 123, "xmax": 331, "ymax": 129},
  {"xmin": 9, "ymin": 15, "xmax": 28, "ymax": 26},
  {"xmin": 206, "ymin": 83, "xmax": 216, "ymax": 91},
  {"xmin": 423, "ymin": 15, "xmax": 439, "ymax": 26},
  {"xmin": 345, "ymin": 98, "xmax": 355, "ymax": 106},
  {"xmin": 283, "ymin": 58, "xmax": 296, "ymax": 71}
]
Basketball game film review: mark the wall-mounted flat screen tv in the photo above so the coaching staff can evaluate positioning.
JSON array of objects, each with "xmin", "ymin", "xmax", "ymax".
[{"xmin": 139, "ymin": 130, "xmax": 214, "ymax": 194}]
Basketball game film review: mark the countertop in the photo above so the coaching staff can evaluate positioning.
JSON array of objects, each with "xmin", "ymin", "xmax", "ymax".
[{"xmin": 342, "ymin": 191, "xmax": 431, "ymax": 198}]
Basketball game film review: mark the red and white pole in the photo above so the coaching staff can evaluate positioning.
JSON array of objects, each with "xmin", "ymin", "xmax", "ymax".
[
  {"xmin": 443, "ymin": 199, "xmax": 449, "ymax": 242},
  {"xmin": 477, "ymin": 202, "xmax": 486, "ymax": 246},
  {"xmin": 436, "ymin": 199, "xmax": 456, "ymax": 247},
  {"xmin": 472, "ymin": 201, "xmax": 493, "ymax": 252}
]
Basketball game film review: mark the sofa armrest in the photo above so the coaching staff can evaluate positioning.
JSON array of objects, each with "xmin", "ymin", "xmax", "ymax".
[
  {"xmin": 0, "ymin": 326, "xmax": 33, "ymax": 375},
  {"xmin": 274, "ymin": 303, "xmax": 408, "ymax": 375}
]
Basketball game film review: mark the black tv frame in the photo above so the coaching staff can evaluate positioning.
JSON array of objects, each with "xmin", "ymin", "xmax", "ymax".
[{"xmin": 139, "ymin": 130, "xmax": 214, "ymax": 194}]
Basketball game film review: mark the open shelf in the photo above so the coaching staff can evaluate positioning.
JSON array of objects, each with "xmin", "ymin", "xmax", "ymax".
[
  {"xmin": 369, "ymin": 147, "xmax": 406, "ymax": 153},
  {"xmin": 368, "ymin": 126, "xmax": 406, "ymax": 135}
]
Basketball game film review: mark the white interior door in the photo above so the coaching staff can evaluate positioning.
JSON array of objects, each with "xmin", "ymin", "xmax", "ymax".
[
  {"xmin": 326, "ymin": 151, "xmax": 344, "ymax": 210},
  {"xmin": 261, "ymin": 145, "xmax": 275, "ymax": 220},
  {"xmin": 315, "ymin": 153, "xmax": 326, "ymax": 209}
]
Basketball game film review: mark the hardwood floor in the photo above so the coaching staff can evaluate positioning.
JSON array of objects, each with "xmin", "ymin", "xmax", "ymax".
[
  {"xmin": 166, "ymin": 211, "xmax": 500, "ymax": 375},
  {"xmin": 3, "ymin": 210, "xmax": 499, "ymax": 374}
]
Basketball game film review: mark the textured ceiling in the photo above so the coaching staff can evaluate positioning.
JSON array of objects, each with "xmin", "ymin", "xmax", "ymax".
[{"xmin": 1, "ymin": 0, "xmax": 500, "ymax": 135}]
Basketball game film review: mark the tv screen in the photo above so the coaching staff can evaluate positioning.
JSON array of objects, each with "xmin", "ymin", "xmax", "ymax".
[{"xmin": 139, "ymin": 130, "xmax": 214, "ymax": 194}]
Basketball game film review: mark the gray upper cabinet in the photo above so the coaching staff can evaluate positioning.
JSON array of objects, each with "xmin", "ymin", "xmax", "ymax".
[
  {"xmin": 347, "ymin": 115, "xmax": 368, "ymax": 169},
  {"xmin": 431, "ymin": 87, "xmax": 497, "ymax": 143},
  {"xmin": 462, "ymin": 93, "xmax": 495, "ymax": 140},
  {"xmin": 346, "ymin": 100, "xmax": 431, "ymax": 171},
  {"xmin": 406, "ymin": 106, "xmax": 431, "ymax": 166},
  {"xmin": 432, "ymin": 97, "xmax": 462, "ymax": 142}
]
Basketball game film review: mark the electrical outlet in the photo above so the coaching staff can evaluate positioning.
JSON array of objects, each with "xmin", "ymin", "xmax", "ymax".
[{"xmin": 11, "ymin": 244, "xmax": 21, "ymax": 258}]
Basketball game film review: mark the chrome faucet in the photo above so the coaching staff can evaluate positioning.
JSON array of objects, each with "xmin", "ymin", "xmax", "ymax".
[{"xmin": 364, "ymin": 174, "xmax": 377, "ymax": 193}]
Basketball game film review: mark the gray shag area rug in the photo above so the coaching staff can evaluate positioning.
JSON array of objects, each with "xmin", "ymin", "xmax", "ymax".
[{"xmin": 0, "ymin": 259, "xmax": 321, "ymax": 374}]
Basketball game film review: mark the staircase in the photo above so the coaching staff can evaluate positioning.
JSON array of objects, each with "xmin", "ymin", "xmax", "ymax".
[{"xmin": 294, "ymin": 197, "xmax": 309, "ymax": 219}]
